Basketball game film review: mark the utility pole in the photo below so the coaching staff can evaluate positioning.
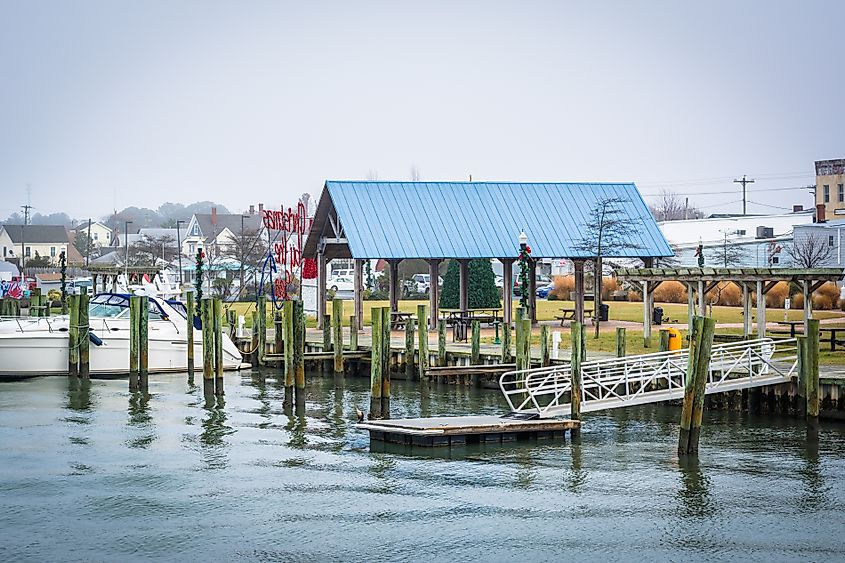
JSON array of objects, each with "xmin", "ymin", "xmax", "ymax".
[
  {"xmin": 20, "ymin": 204, "xmax": 33, "ymax": 274},
  {"xmin": 734, "ymin": 175, "xmax": 755, "ymax": 215}
]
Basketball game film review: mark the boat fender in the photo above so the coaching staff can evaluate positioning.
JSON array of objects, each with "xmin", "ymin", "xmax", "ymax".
[
  {"xmin": 193, "ymin": 315, "xmax": 202, "ymax": 331},
  {"xmin": 89, "ymin": 332, "xmax": 103, "ymax": 346}
]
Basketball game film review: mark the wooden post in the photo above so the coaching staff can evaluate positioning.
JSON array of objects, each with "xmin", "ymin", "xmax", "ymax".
[
  {"xmin": 616, "ymin": 327, "xmax": 626, "ymax": 357},
  {"xmin": 322, "ymin": 313, "xmax": 332, "ymax": 372},
  {"xmin": 138, "ymin": 295, "xmax": 149, "ymax": 392},
  {"xmin": 186, "ymin": 290, "xmax": 195, "ymax": 378},
  {"xmin": 796, "ymin": 335, "xmax": 807, "ymax": 418},
  {"xmin": 349, "ymin": 315, "xmax": 358, "ymax": 351},
  {"xmin": 678, "ymin": 315, "xmax": 716, "ymax": 455},
  {"xmin": 515, "ymin": 307, "xmax": 525, "ymax": 372},
  {"xmin": 642, "ymin": 280, "xmax": 651, "ymax": 348},
  {"xmin": 388, "ymin": 260, "xmax": 400, "ymax": 314},
  {"xmin": 742, "ymin": 283, "xmax": 751, "ymax": 338},
  {"xmin": 202, "ymin": 299, "xmax": 214, "ymax": 399},
  {"xmin": 369, "ymin": 307, "xmax": 382, "ymax": 418},
  {"xmin": 213, "ymin": 297, "xmax": 224, "ymax": 396},
  {"xmin": 354, "ymin": 258, "xmax": 364, "ymax": 330},
  {"xmin": 438, "ymin": 318, "xmax": 446, "ymax": 367},
  {"xmin": 501, "ymin": 258, "xmax": 513, "ymax": 327},
  {"xmin": 417, "ymin": 304, "xmax": 429, "ymax": 381},
  {"xmin": 570, "ymin": 321, "xmax": 583, "ymax": 427},
  {"xmin": 470, "ymin": 320, "xmax": 481, "ymax": 365},
  {"xmin": 274, "ymin": 310, "xmax": 283, "ymax": 355},
  {"xmin": 687, "ymin": 283, "xmax": 695, "ymax": 334},
  {"xmin": 540, "ymin": 324, "xmax": 550, "ymax": 367},
  {"xmin": 68, "ymin": 294, "xmax": 79, "ymax": 377},
  {"xmin": 128, "ymin": 295, "xmax": 139, "ymax": 390},
  {"xmin": 522, "ymin": 318, "xmax": 531, "ymax": 369},
  {"xmin": 316, "ymin": 250, "xmax": 326, "ymax": 328},
  {"xmin": 528, "ymin": 258, "xmax": 537, "ymax": 324},
  {"xmin": 78, "ymin": 292, "xmax": 90, "ymax": 379},
  {"xmin": 757, "ymin": 280, "xmax": 766, "ymax": 338},
  {"xmin": 250, "ymin": 310, "xmax": 259, "ymax": 366},
  {"xmin": 803, "ymin": 280, "xmax": 812, "ymax": 336},
  {"xmin": 659, "ymin": 329, "xmax": 670, "ymax": 352},
  {"xmin": 293, "ymin": 300, "xmax": 305, "ymax": 409},
  {"xmin": 574, "ymin": 260, "xmax": 585, "ymax": 324},
  {"xmin": 806, "ymin": 318, "xmax": 820, "ymax": 431},
  {"xmin": 381, "ymin": 307, "xmax": 391, "ymax": 417},
  {"xmin": 428, "ymin": 259, "xmax": 441, "ymax": 330},
  {"xmin": 501, "ymin": 322, "xmax": 512, "ymax": 363},
  {"xmin": 284, "ymin": 300, "xmax": 294, "ymax": 406},
  {"xmin": 332, "ymin": 298, "xmax": 344, "ymax": 377},
  {"xmin": 697, "ymin": 280, "xmax": 706, "ymax": 316},
  {"xmin": 458, "ymin": 259, "xmax": 469, "ymax": 311},
  {"xmin": 405, "ymin": 315, "xmax": 415, "ymax": 380},
  {"xmin": 257, "ymin": 295, "xmax": 267, "ymax": 366}
]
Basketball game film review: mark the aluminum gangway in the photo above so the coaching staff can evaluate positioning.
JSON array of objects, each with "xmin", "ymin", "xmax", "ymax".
[{"xmin": 499, "ymin": 338, "xmax": 798, "ymax": 418}]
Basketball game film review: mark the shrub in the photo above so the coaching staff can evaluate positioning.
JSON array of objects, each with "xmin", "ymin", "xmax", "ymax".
[
  {"xmin": 653, "ymin": 281, "xmax": 686, "ymax": 304},
  {"xmin": 709, "ymin": 283, "xmax": 742, "ymax": 306},
  {"xmin": 765, "ymin": 282, "xmax": 789, "ymax": 308},
  {"xmin": 791, "ymin": 292, "xmax": 803, "ymax": 310},
  {"xmin": 813, "ymin": 282, "xmax": 840, "ymax": 310},
  {"xmin": 550, "ymin": 275, "xmax": 575, "ymax": 300},
  {"xmin": 628, "ymin": 290, "xmax": 643, "ymax": 302},
  {"xmin": 601, "ymin": 277, "xmax": 620, "ymax": 300}
]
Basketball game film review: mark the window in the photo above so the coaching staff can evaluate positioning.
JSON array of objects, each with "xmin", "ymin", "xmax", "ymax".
[
  {"xmin": 25, "ymin": 246, "xmax": 30, "ymax": 257},
  {"xmin": 93, "ymin": 232, "xmax": 99, "ymax": 241},
  {"xmin": 824, "ymin": 185, "xmax": 830, "ymax": 203},
  {"xmin": 192, "ymin": 224, "xmax": 200, "ymax": 236},
  {"xmin": 736, "ymin": 229, "xmax": 746, "ymax": 235},
  {"xmin": 2, "ymin": 247, "xmax": 5, "ymax": 257},
  {"xmin": 50, "ymin": 246, "xmax": 56, "ymax": 257},
  {"xmin": 829, "ymin": 235, "xmax": 835, "ymax": 247},
  {"xmin": 839, "ymin": 184, "xmax": 844, "ymax": 203},
  {"xmin": 772, "ymin": 256, "xmax": 779, "ymax": 264}
]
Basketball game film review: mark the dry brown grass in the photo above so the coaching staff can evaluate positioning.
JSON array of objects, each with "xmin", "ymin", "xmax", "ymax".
[
  {"xmin": 601, "ymin": 277, "xmax": 620, "ymax": 299},
  {"xmin": 653, "ymin": 281, "xmax": 687, "ymax": 303},
  {"xmin": 765, "ymin": 282, "xmax": 789, "ymax": 308},
  {"xmin": 550, "ymin": 275, "xmax": 575, "ymax": 299},
  {"xmin": 707, "ymin": 283, "xmax": 742, "ymax": 306}
]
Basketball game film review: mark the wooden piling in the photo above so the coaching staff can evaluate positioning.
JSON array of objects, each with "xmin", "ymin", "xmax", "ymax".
[
  {"xmin": 68, "ymin": 294, "xmax": 79, "ymax": 377},
  {"xmin": 139, "ymin": 296, "xmax": 149, "ymax": 392},
  {"xmin": 687, "ymin": 316, "xmax": 716, "ymax": 454},
  {"xmin": 322, "ymin": 313, "xmax": 332, "ymax": 372},
  {"xmin": 540, "ymin": 325, "xmax": 550, "ymax": 367},
  {"xmin": 417, "ymin": 304, "xmax": 429, "ymax": 381},
  {"xmin": 522, "ymin": 318, "xmax": 532, "ymax": 369},
  {"xmin": 678, "ymin": 316, "xmax": 716, "ymax": 455},
  {"xmin": 405, "ymin": 315, "xmax": 415, "ymax": 380},
  {"xmin": 796, "ymin": 335, "xmax": 807, "ymax": 418},
  {"xmin": 659, "ymin": 329, "xmax": 670, "ymax": 353},
  {"xmin": 370, "ymin": 307, "xmax": 383, "ymax": 418},
  {"xmin": 332, "ymin": 298, "xmax": 344, "ymax": 377},
  {"xmin": 515, "ymin": 308, "xmax": 525, "ymax": 372},
  {"xmin": 202, "ymin": 298, "xmax": 214, "ymax": 399},
  {"xmin": 284, "ymin": 300, "xmax": 294, "ymax": 406},
  {"xmin": 78, "ymin": 292, "xmax": 90, "ymax": 379},
  {"xmin": 471, "ymin": 321, "xmax": 481, "ymax": 365},
  {"xmin": 213, "ymin": 297, "xmax": 224, "ymax": 396},
  {"xmin": 128, "ymin": 295, "xmax": 139, "ymax": 391},
  {"xmin": 186, "ymin": 290, "xmax": 195, "ymax": 377},
  {"xmin": 501, "ymin": 322, "xmax": 512, "ymax": 363},
  {"xmin": 438, "ymin": 318, "xmax": 446, "ymax": 367},
  {"xmin": 806, "ymin": 318, "xmax": 820, "ymax": 431},
  {"xmin": 616, "ymin": 327, "xmax": 626, "ymax": 357},
  {"xmin": 570, "ymin": 321, "xmax": 583, "ymax": 431},
  {"xmin": 274, "ymin": 310, "xmax": 283, "ymax": 355},
  {"xmin": 293, "ymin": 300, "xmax": 305, "ymax": 409},
  {"xmin": 257, "ymin": 295, "xmax": 267, "ymax": 366},
  {"xmin": 250, "ymin": 310, "xmax": 259, "ymax": 366},
  {"xmin": 349, "ymin": 315, "xmax": 358, "ymax": 351},
  {"xmin": 381, "ymin": 307, "xmax": 391, "ymax": 418}
]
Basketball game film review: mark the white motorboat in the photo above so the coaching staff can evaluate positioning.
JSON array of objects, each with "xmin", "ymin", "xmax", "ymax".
[{"xmin": 0, "ymin": 292, "xmax": 247, "ymax": 377}]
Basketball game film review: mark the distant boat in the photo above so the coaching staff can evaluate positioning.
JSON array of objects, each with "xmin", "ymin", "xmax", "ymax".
[{"xmin": 0, "ymin": 292, "xmax": 247, "ymax": 377}]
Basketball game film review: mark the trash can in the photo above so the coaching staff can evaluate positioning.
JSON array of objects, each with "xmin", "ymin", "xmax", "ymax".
[
  {"xmin": 667, "ymin": 327, "xmax": 682, "ymax": 351},
  {"xmin": 599, "ymin": 303, "xmax": 609, "ymax": 322},
  {"xmin": 652, "ymin": 306, "xmax": 664, "ymax": 325}
]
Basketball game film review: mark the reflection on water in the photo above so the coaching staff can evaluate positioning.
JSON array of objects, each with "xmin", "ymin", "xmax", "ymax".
[{"xmin": 0, "ymin": 370, "xmax": 843, "ymax": 561}]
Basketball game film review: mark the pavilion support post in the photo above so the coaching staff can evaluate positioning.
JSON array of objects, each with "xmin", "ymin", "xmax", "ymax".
[
  {"xmin": 316, "ymin": 250, "xmax": 326, "ymax": 329},
  {"xmin": 515, "ymin": 307, "xmax": 525, "ymax": 372},
  {"xmin": 806, "ymin": 318, "xmax": 820, "ymax": 433},
  {"xmin": 388, "ymin": 260, "xmax": 400, "ymax": 314},
  {"xmin": 697, "ymin": 280, "xmax": 706, "ymax": 317},
  {"xmin": 353, "ymin": 258, "xmax": 364, "ymax": 330},
  {"xmin": 574, "ymin": 260, "xmax": 585, "ymax": 324},
  {"xmin": 803, "ymin": 280, "xmax": 812, "ymax": 335},
  {"xmin": 756, "ymin": 280, "xmax": 766, "ymax": 338},
  {"xmin": 458, "ymin": 259, "xmax": 470, "ymax": 311},
  {"xmin": 642, "ymin": 281, "xmax": 651, "ymax": 348},
  {"xmin": 417, "ymin": 304, "xmax": 429, "ymax": 381},
  {"xmin": 528, "ymin": 258, "xmax": 537, "ymax": 324},
  {"xmin": 428, "ymin": 259, "xmax": 440, "ymax": 330},
  {"xmin": 686, "ymin": 283, "xmax": 695, "ymax": 333},
  {"xmin": 370, "ymin": 307, "xmax": 382, "ymax": 418},
  {"xmin": 500, "ymin": 258, "xmax": 514, "ymax": 327},
  {"xmin": 742, "ymin": 283, "xmax": 752, "ymax": 338}
]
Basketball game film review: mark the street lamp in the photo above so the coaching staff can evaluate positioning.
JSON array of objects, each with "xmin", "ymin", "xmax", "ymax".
[
  {"xmin": 124, "ymin": 221, "xmax": 133, "ymax": 288},
  {"xmin": 519, "ymin": 230, "xmax": 528, "ymax": 250},
  {"xmin": 176, "ymin": 220, "xmax": 185, "ymax": 286}
]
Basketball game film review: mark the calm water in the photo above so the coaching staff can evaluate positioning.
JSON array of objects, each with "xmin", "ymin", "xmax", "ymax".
[{"xmin": 1, "ymin": 371, "xmax": 844, "ymax": 562}]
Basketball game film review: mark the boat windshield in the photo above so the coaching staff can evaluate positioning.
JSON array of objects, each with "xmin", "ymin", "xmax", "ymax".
[{"xmin": 88, "ymin": 293, "xmax": 166, "ymax": 320}]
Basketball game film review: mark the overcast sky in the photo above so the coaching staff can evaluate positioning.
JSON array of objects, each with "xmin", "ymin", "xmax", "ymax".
[{"xmin": 1, "ymin": 0, "xmax": 841, "ymax": 221}]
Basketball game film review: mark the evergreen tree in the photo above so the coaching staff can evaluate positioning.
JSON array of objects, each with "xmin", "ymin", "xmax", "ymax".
[{"xmin": 439, "ymin": 259, "xmax": 501, "ymax": 309}]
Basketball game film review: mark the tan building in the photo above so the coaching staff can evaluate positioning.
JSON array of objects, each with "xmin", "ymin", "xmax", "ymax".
[
  {"xmin": 0, "ymin": 224, "xmax": 84, "ymax": 266},
  {"xmin": 816, "ymin": 158, "xmax": 845, "ymax": 220}
]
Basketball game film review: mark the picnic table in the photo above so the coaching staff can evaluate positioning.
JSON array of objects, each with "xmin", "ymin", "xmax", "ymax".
[
  {"xmin": 775, "ymin": 321, "xmax": 804, "ymax": 337},
  {"xmin": 773, "ymin": 321, "xmax": 845, "ymax": 351},
  {"xmin": 555, "ymin": 307, "xmax": 594, "ymax": 326},
  {"xmin": 441, "ymin": 308, "xmax": 503, "ymax": 342},
  {"xmin": 390, "ymin": 311, "xmax": 415, "ymax": 330}
]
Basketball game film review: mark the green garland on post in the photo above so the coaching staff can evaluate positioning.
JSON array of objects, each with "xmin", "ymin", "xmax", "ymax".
[
  {"xmin": 518, "ymin": 244, "xmax": 531, "ymax": 310},
  {"xmin": 195, "ymin": 249, "xmax": 204, "ymax": 313},
  {"xmin": 59, "ymin": 251, "xmax": 68, "ymax": 315}
]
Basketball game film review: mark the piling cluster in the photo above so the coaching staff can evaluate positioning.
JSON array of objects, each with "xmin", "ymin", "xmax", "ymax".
[{"xmin": 66, "ymin": 292, "xmax": 91, "ymax": 379}]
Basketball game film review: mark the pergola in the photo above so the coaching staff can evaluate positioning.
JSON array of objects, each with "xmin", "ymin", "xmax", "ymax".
[
  {"xmin": 616, "ymin": 267, "xmax": 845, "ymax": 339},
  {"xmin": 303, "ymin": 181, "xmax": 672, "ymax": 329}
]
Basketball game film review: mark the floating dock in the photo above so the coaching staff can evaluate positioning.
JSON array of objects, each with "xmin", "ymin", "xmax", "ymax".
[{"xmin": 358, "ymin": 415, "xmax": 579, "ymax": 447}]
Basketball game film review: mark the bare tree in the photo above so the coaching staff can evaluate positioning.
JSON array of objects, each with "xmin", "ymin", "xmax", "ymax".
[
  {"xmin": 788, "ymin": 232, "xmax": 834, "ymax": 268},
  {"xmin": 410, "ymin": 165, "xmax": 421, "ymax": 181},
  {"xmin": 366, "ymin": 169, "xmax": 379, "ymax": 181},
  {"xmin": 649, "ymin": 189, "xmax": 704, "ymax": 221},
  {"xmin": 708, "ymin": 231, "xmax": 746, "ymax": 267},
  {"xmin": 220, "ymin": 227, "xmax": 265, "ymax": 298},
  {"xmin": 130, "ymin": 234, "xmax": 177, "ymax": 266},
  {"xmin": 576, "ymin": 197, "xmax": 644, "ymax": 338}
]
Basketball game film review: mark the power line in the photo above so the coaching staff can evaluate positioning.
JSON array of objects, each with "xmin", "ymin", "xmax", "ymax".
[
  {"xmin": 639, "ymin": 184, "xmax": 813, "ymax": 197},
  {"xmin": 734, "ymin": 175, "xmax": 755, "ymax": 215}
]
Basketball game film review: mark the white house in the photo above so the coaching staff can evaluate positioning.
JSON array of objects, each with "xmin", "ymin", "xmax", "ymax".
[
  {"xmin": 0, "ymin": 224, "xmax": 83, "ymax": 266},
  {"xmin": 70, "ymin": 221, "xmax": 113, "ymax": 247}
]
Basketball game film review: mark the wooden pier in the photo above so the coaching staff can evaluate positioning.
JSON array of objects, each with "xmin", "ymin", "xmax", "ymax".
[{"xmin": 358, "ymin": 415, "xmax": 579, "ymax": 447}]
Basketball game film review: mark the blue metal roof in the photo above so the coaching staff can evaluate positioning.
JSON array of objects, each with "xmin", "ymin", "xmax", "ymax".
[{"xmin": 315, "ymin": 181, "xmax": 672, "ymax": 259}]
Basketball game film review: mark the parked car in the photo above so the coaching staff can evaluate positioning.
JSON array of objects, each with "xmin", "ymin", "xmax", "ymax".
[
  {"xmin": 327, "ymin": 276, "xmax": 354, "ymax": 292},
  {"xmin": 515, "ymin": 274, "xmax": 552, "ymax": 296},
  {"xmin": 536, "ymin": 283, "xmax": 555, "ymax": 298}
]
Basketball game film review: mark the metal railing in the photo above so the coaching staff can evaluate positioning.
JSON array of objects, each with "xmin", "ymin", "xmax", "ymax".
[{"xmin": 499, "ymin": 338, "xmax": 798, "ymax": 418}]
